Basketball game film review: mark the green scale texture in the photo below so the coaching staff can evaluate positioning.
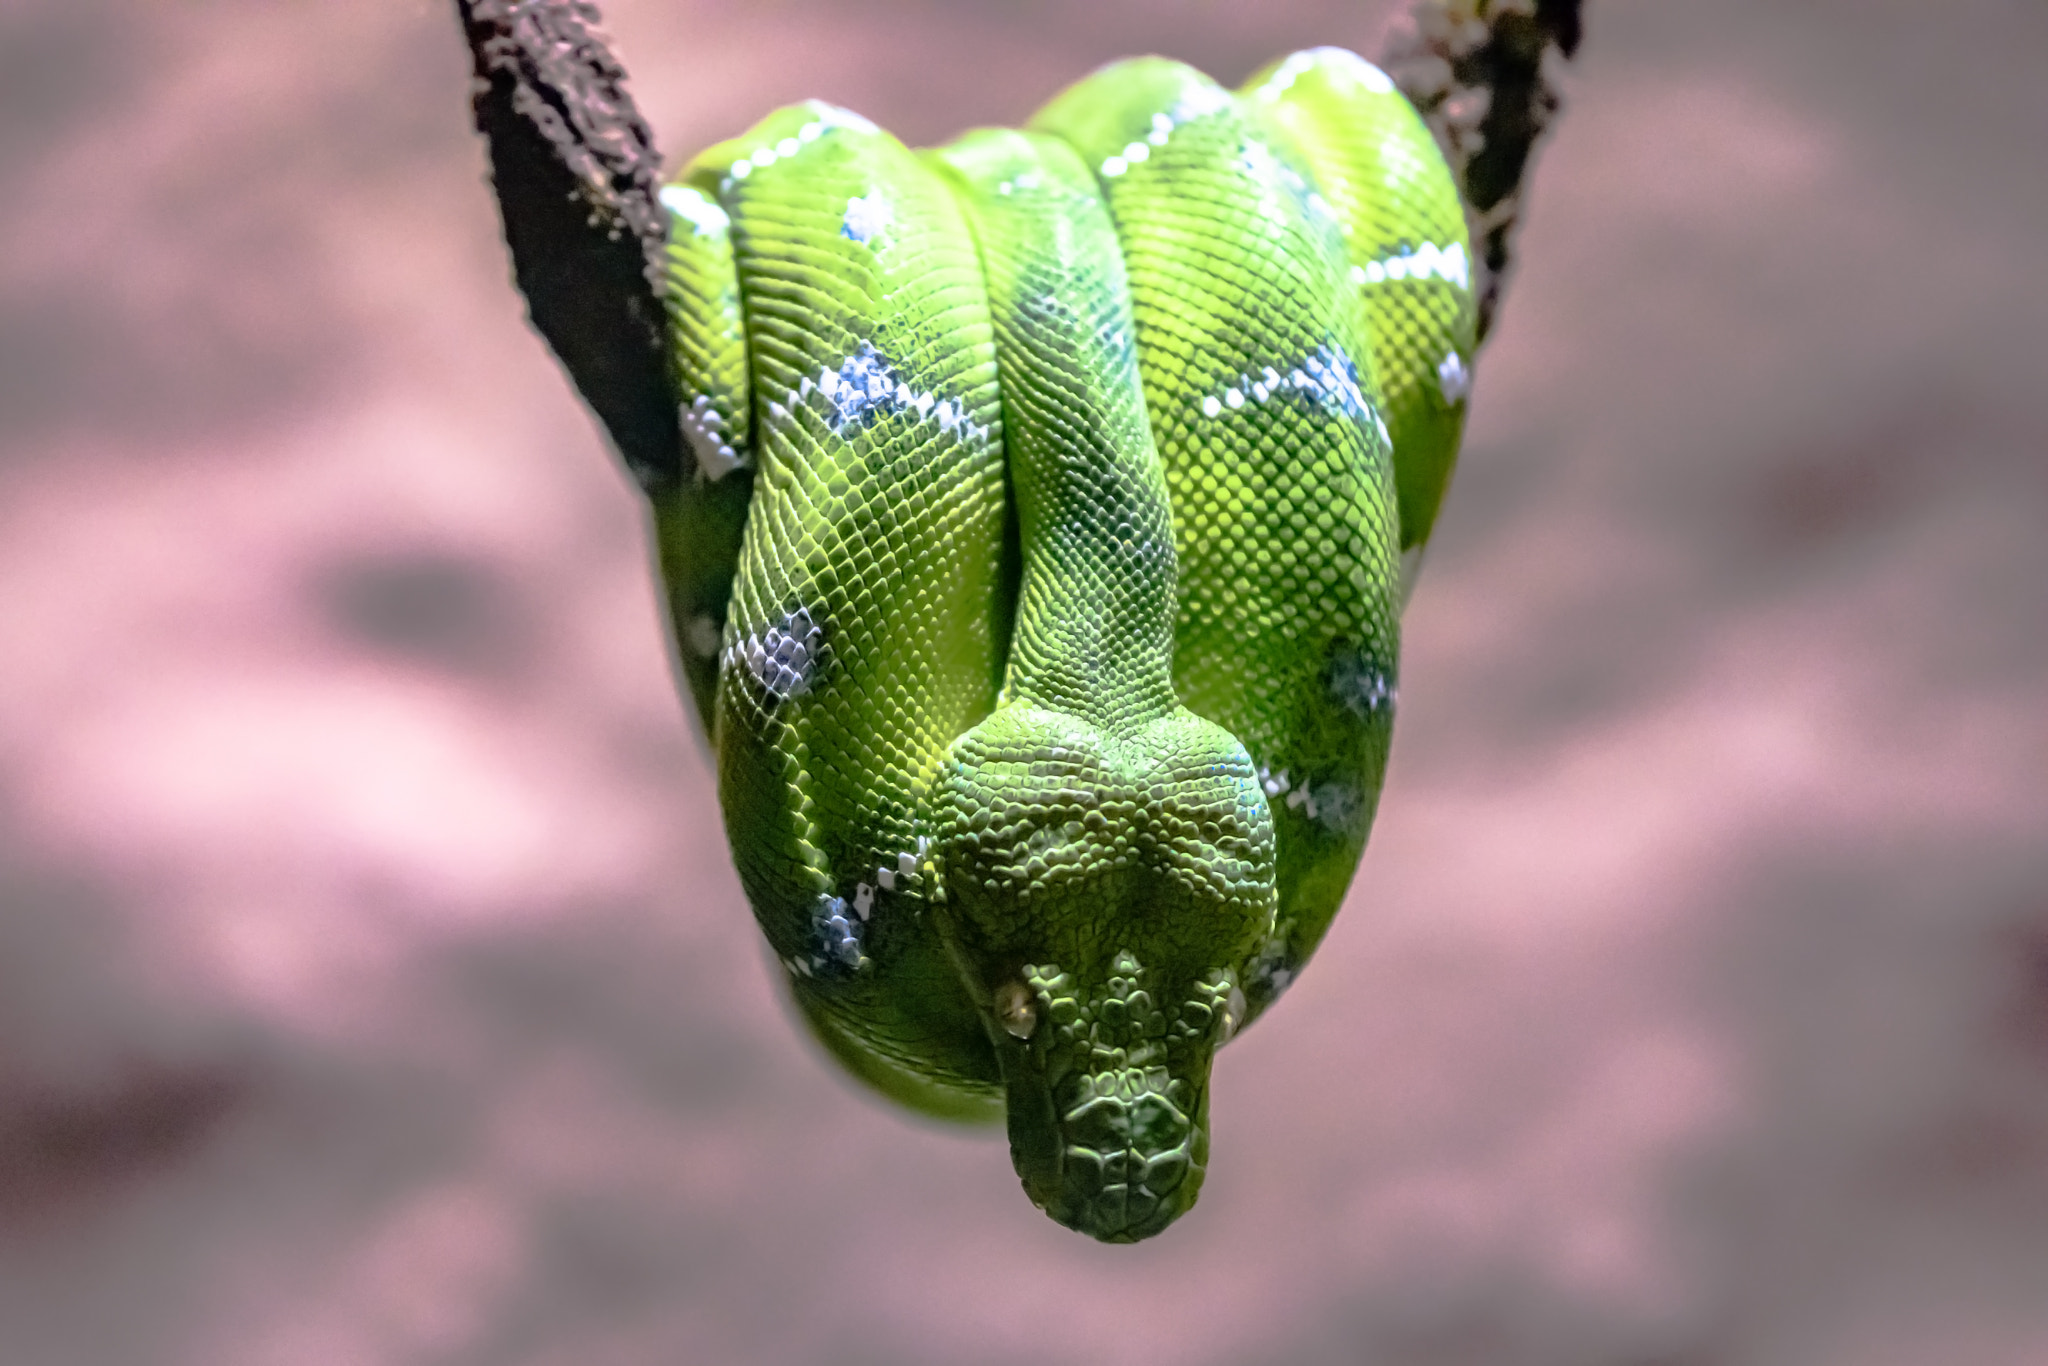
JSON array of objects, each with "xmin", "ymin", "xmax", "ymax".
[
  {"xmin": 652, "ymin": 49, "xmax": 1475, "ymax": 1241},
  {"xmin": 931, "ymin": 128, "xmax": 1275, "ymax": 1240},
  {"xmin": 1244, "ymin": 47, "xmax": 1478, "ymax": 566}
]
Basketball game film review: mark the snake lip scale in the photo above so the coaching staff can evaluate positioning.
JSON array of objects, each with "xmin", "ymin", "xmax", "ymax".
[{"xmin": 654, "ymin": 46, "xmax": 1476, "ymax": 1242}]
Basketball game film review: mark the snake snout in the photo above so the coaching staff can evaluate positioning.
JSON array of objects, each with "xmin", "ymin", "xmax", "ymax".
[
  {"xmin": 990, "ymin": 954, "xmax": 1242, "ymax": 1242},
  {"xmin": 1014, "ymin": 1056, "xmax": 1212, "ymax": 1242}
]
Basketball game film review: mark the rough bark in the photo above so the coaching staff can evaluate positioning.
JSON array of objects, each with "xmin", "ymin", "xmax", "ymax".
[{"xmin": 455, "ymin": 0, "xmax": 681, "ymax": 489}]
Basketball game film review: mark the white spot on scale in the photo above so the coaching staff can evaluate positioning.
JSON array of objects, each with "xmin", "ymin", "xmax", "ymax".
[
  {"xmin": 812, "ymin": 894, "xmax": 865, "ymax": 971},
  {"xmin": 1307, "ymin": 46, "xmax": 1396, "ymax": 94},
  {"xmin": 1279, "ymin": 780, "xmax": 1359, "ymax": 829},
  {"xmin": 800, "ymin": 101, "xmax": 877, "ymax": 135},
  {"xmin": 730, "ymin": 606, "xmax": 825, "ymax": 702},
  {"xmin": 724, "ymin": 106, "xmax": 877, "ymax": 191},
  {"xmin": 853, "ymin": 883, "xmax": 874, "ymax": 920},
  {"xmin": 1437, "ymin": 349, "xmax": 1472, "ymax": 403},
  {"xmin": 680, "ymin": 395, "xmax": 747, "ymax": 480},
  {"xmin": 841, "ymin": 193, "xmax": 891, "ymax": 245},
  {"xmin": 874, "ymin": 848, "xmax": 919, "ymax": 896},
  {"xmin": 1169, "ymin": 81, "xmax": 1232, "ymax": 124},
  {"xmin": 1330, "ymin": 647, "xmax": 1396, "ymax": 721},
  {"xmin": 659, "ymin": 185, "xmax": 730, "ymax": 237},
  {"xmin": 1101, "ymin": 155, "xmax": 1129, "ymax": 177},
  {"xmin": 1198, "ymin": 343, "xmax": 1372, "ymax": 423},
  {"xmin": 684, "ymin": 614, "xmax": 721, "ymax": 658},
  {"xmin": 1247, "ymin": 932, "xmax": 1294, "ymax": 1003},
  {"xmin": 1252, "ymin": 50, "xmax": 1313, "ymax": 100},
  {"xmin": 810, "ymin": 342, "xmax": 988, "ymax": 442},
  {"xmin": 1357, "ymin": 241, "xmax": 1471, "ymax": 290}
]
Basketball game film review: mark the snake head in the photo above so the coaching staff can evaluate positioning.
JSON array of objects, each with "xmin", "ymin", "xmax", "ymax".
[
  {"xmin": 992, "ymin": 956, "xmax": 1250, "ymax": 1241},
  {"xmin": 930, "ymin": 703, "xmax": 1277, "ymax": 1242}
]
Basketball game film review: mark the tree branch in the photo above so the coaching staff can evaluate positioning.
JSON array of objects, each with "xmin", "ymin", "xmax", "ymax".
[{"xmin": 455, "ymin": 0, "xmax": 681, "ymax": 489}]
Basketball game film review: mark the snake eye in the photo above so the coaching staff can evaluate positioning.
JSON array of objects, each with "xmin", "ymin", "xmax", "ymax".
[
  {"xmin": 1217, "ymin": 984, "xmax": 1248, "ymax": 1044},
  {"xmin": 995, "ymin": 980, "xmax": 1039, "ymax": 1039}
]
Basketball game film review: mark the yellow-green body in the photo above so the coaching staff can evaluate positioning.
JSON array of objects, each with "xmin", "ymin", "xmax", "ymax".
[{"xmin": 653, "ymin": 48, "xmax": 1475, "ymax": 1240}]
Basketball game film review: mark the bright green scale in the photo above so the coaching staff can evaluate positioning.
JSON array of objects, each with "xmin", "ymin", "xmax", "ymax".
[{"xmin": 650, "ymin": 48, "xmax": 1474, "ymax": 1242}]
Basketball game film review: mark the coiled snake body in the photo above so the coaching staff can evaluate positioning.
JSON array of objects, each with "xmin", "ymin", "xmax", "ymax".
[{"xmin": 653, "ymin": 48, "xmax": 1474, "ymax": 1241}]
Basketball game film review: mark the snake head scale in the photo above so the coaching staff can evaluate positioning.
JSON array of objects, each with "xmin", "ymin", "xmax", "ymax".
[{"xmin": 930, "ymin": 706, "xmax": 1276, "ymax": 1242}]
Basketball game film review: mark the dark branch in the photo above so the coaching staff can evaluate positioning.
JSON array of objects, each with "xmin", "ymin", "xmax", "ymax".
[
  {"xmin": 455, "ymin": 0, "xmax": 682, "ymax": 489},
  {"xmin": 1379, "ymin": 0, "xmax": 1584, "ymax": 343}
]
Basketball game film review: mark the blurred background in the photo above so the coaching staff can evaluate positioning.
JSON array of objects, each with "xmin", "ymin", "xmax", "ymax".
[{"xmin": 1, "ymin": 1, "xmax": 2044, "ymax": 1362}]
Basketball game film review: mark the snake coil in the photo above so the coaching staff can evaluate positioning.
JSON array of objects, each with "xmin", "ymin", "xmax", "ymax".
[{"xmin": 654, "ymin": 47, "xmax": 1475, "ymax": 1242}]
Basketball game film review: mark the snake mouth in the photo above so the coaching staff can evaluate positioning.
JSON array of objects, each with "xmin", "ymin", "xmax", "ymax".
[{"xmin": 1001, "ymin": 1041, "xmax": 1214, "ymax": 1242}]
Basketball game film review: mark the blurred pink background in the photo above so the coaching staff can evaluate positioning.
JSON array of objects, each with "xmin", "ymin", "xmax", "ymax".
[{"xmin": 2, "ymin": 2, "xmax": 2045, "ymax": 1362}]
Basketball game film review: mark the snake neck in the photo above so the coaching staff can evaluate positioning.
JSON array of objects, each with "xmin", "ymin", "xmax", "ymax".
[
  {"xmin": 936, "ymin": 130, "xmax": 1179, "ymax": 731},
  {"xmin": 1001, "ymin": 430, "xmax": 1181, "ymax": 728}
]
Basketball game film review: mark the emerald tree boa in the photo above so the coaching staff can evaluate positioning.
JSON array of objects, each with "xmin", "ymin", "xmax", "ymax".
[{"xmin": 653, "ymin": 46, "xmax": 1475, "ymax": 1242}]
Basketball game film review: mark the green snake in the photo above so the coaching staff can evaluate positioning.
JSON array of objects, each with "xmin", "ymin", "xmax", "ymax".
[{"xmin": 650, "ymin": 47, "xmax": 1474, "ymax": 1242}]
